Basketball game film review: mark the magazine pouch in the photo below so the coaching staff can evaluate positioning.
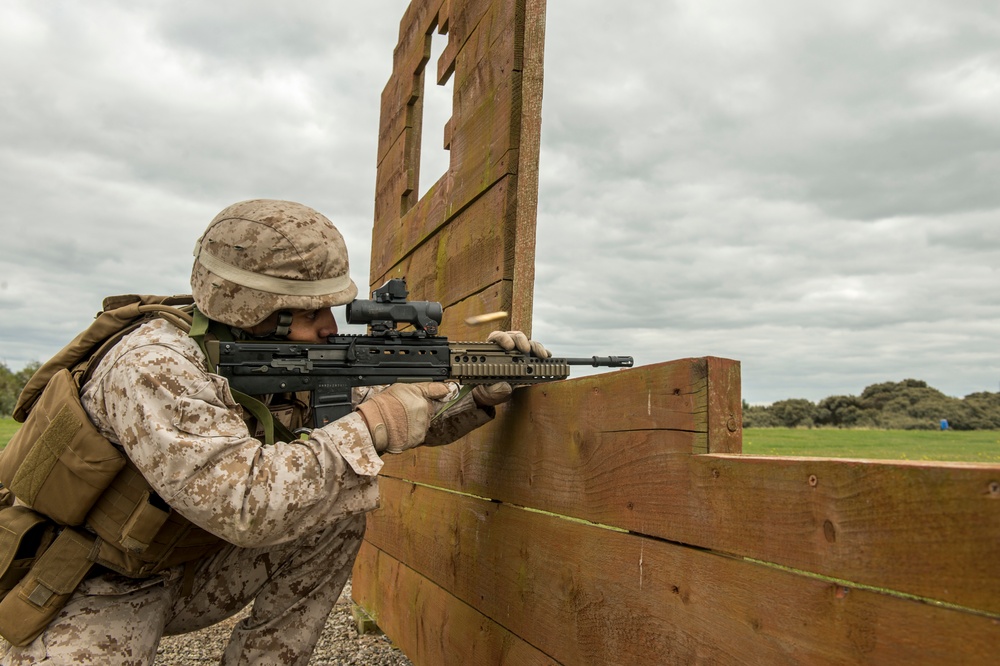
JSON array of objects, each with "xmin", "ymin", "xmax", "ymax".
[
  {"xmin": 0, "ymin": 368, "xmax": 126, "ymax": 526},
  {"xmin": 0, "ymin": 527, "xmax": 95, "ymax": 646},
  {"xmin": 0, "ymin": 507, "xmax": 55, "ymax": 599}
]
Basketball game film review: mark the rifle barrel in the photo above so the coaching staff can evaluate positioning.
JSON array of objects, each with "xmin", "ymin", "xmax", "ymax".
[{"xmin": 561, "ymin": 356, "xmax": 634, "ymax": 368}]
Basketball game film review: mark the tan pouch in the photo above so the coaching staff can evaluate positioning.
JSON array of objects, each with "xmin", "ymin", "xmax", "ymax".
[
  {"xmin": 0, "ymin": 507, "xmax": 55, "ymax": 597},
  {"xmin": 0, "ymin": 527, "xmax": 95, "ymax": 646},
  {"xmin": 0, "ymin": 368, "xmax": 126, "ymax": 526}
]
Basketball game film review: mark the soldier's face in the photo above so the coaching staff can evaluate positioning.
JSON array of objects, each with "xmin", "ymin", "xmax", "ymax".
[{"xmin": 286, "ymin": 308, "xmax": 339, "ymax": 343}]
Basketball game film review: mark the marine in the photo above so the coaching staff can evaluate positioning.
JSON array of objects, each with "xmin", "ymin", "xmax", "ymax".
[{"xmin": 0, "ymin": 199, "xmax": 547, "ymax": 664}]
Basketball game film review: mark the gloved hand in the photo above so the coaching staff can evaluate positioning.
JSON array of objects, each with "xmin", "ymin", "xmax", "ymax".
[
  {"xmin": 474, "ymin": 331, "xmax": 551, "ymax": 408},
  {"xmin": 355, "ymin": 382, "xmax": 452, "ymax": 454},
  {"xmin": 472, "ymin": 382, "xmax": 513, "ymax": 407},
  {"xmin": 487, "ymin": 330, "xmax": 551, "ymax": 358}
]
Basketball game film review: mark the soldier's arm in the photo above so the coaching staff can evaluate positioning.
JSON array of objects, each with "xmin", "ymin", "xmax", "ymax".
[{"xmin": 82, "ymin": 323, "xmax": 382, "ymax": 548}]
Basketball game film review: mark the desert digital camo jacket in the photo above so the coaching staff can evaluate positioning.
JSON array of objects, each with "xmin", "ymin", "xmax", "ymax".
[
  {"xmin": 79, "ymin": 317, "xmax": 492, "ymax": 550},
  {"xmin": 0, "ymin": 317, "xmax": 493, "ymax": 664}
]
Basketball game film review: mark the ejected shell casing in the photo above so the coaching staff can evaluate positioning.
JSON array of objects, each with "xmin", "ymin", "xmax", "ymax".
[{"xmin": 464, "ymin": 311, "xmax": 508, "ymax": 326}]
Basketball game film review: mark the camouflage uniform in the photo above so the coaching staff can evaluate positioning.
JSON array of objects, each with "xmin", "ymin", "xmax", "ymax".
[{"xmin": 0, "ymin": 317, "xmax": 490, "ymax": 665}]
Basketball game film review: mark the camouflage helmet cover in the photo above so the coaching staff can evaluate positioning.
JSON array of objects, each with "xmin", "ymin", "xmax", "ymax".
[{"xmin": 191, "ymin": 199, "xmax": 359, "ymax": 328}]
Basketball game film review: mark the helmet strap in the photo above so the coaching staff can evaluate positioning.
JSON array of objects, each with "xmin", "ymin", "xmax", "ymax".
[
  {"xmin": 231, "ymin": 310, "xmax": 294, "ymax": 340},
  {"xmin": 188, "ymin": 306, "xmax": 295, "ymax": 446},
  {"xmin": 274, "ymin": 311, "xmax": 293, "ymax": 338}
]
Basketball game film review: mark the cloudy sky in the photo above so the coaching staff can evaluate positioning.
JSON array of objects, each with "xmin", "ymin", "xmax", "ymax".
[{"xmin": 1, "ymin": 1, "xmax": 998, "ymax": 405}]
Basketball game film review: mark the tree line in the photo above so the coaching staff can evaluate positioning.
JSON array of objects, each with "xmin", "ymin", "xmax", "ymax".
[
  {"xmin": 0, "ymin": 361, "xmax": 40, "ymax": 418},
  {"xmin": 744, "ymin": 379, "xmax": 1000, "ymax": 430}
]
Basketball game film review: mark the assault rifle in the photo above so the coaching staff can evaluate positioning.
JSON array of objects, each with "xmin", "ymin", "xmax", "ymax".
[{"xmin": 207, "ymin": 279, "xmax": 633, "ymax": 427}]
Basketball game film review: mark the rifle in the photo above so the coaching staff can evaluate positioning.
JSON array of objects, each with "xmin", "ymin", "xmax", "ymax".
[{"xmin": 207, "ymin": 279, "xmax": 633, "ymax": 427}]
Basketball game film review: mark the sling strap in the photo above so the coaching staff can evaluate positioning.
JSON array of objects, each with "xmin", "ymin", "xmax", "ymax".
[{"xmin": 188, "ymin": 308, "xmax": 297, "ymax": 445}]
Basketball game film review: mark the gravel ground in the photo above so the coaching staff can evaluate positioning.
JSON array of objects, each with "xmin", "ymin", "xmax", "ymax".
[{"xmin": 156, "ymin": 579, "xmax": 413, "ymax": 665}]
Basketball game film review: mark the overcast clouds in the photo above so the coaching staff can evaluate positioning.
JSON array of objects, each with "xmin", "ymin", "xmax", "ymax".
[{"xmin": 1, "ymin": 1, "xmax": 998, "ymax": 404}]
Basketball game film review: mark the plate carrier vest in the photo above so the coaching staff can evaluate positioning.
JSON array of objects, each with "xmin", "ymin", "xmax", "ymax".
[{"xmin": 0, "ymin": 294, "xmax": 295, "ymax": 645}]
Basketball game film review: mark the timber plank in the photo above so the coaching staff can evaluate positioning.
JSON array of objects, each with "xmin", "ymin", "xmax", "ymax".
[
  {"xmin": 437, "ymin": 0, "xmax": 495, "ymax": 87},
  {"xmin": 372, "ymin": 164, "xmax": 449, "ymax": 275},
  {"xmin": 403, "ymin": 0, "xmax": 522, "ymax": 230},
  {"xmin": 394, "ymin": 0, "xmax": 438, "ymax": 63},
  {"xmin": 379, "ymin": 358, "xmax": 712, "ymax": 481},
  {"xmin": 379, "ymin": 0, "xmax": 522, "ymax": 210},
  {"xmin": 510, "ymin": 0, "xmax": 545, "ymax": 333},
  {"xmin": 364, "ymin": 478, "xmax": 999, "ymax": 665},
  {"xmin": 352, "ymin": 540, "xmax": 558, "ymax": 665},
  {"xmin": 687, "ymin": 453, "xmax": 1000, "ymax": 614},
  {"xmin": 371, "ymin": 176, "xmax": 514, "ymax": 308},
  {"xmin": 705, "ymin": 356, "xmax": 742, "ymax": 454},
  {"xmin": 448, "ymin": 1, "xmax": 520, "ymax": 176},
  {"xmin": 378, "ymin": 0, "xmax": 442, "ymax": 166},
  {"xmin": 373, "ymin": 0, "xmax": 539, "ymax": 325},
  {"xmin": 450, "ymin": 0, "xmax": 516, "ymax": 99},
  {"xmin": 371, "ymin": 164, "xmax": 456, "ymax": 282},
  {"xmin": 377, "ymin": 72, "xmax": 407, "ymax": 169},
  {"xmin": 373, "ymin": 130, "xmax": 410, "ymax": 230},
  {"xmin": 446, "ymin": 0, "xmax": 495, "ymax": 73},
  {"xmin": 376, "ymin": 358, "xmax": 1000, "ymax": 613},
  {"xmin": 402, "ymin": 78, "xmax": 423, "ymax": 216},
  {"xmin": 437, "ymin": 280, "xmax": 509, "ymax": 339},
  {"xmin": 438, "ymin": 0, "xmax": 451, "ymax": 36}
]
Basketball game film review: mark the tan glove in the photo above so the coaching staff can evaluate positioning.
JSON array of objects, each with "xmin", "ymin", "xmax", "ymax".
[
  {"xmin": 475, "ymin": 331, "xmax": 550, "ymax": 408},
  {"xmin": 472, "ymin": 382, "xmax": 513, "ymax": 407},
  {"xmin": 355, "ymin": 382, "xmax": 452, "ymax": 454},
  {"xmin": 487, "ymin": 330, "xmax": 551, "ymax": 358}
]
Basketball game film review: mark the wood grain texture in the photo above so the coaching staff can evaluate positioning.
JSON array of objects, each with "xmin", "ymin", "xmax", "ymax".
[
  {"xmin": 371, "ymin": 175, "xmax": 512, "ymax": 309},
  {"xmin": 363, "ymin": 478, "xmax": 998, "ymax": 665},
  {"xmin": 377, "ymin": 0, "xmax": 444, "ymax": 167},
  {"xmin": 378, "ymin": 358, "xmax": 718, "ymax": 489},
  {"xmin": 371, "ymin": 0, "xmax": 541, "ymax": 338},
  {"xmin": 373, "ymin": 125, "xmax": 412, "ymax": 228},
  {"xmin": 438, "ymin": 280, "xmax": 510, "ymax": 339},
  {"xmin": 705, "ymin": 356, "xmax": 742, "ymax": 454},
  {"xmin": 373, "ymin": 358, "xmax": 999, "ymax": 614},
  {"xmin": 446, "ymin": 0, "xmax": 520, "ymax": 220},
  {"xmin": 374, "ymin": 0, "xmax": 522, "ymax": 237},
  {"xmin": 352, "ymin": 540, "xmax": 559, "ymax": 665},
  {"xmin": 510, "ymin": 0, "xmax": 545, "ymax": 333}
]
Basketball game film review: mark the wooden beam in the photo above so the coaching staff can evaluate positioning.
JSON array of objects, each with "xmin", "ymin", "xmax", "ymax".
[
  {"xmin": 371, "ymin": 175, "xmax": 513, "ymax": 310},
  {"xmin": 375, "ymin": 358, "xmax": 1000, "ymax": 614},
  {"xmin": 352, "ymin": 540, "xmax": 558, "ymax": 664},
  {"xmin": 706, "ymin": 356, "xmax": 742, "ymax": 454},
  {"xmin": 509, "ymin": 0, "xmax": 545, "ymax": 333},
  {"xmin": 363, "ymin": 478, "xmax": 998, "ymax": 665}
]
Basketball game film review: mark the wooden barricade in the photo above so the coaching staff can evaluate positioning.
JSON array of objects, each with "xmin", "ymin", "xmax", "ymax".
[
  {"xmin": 370, "ymin": 0, "xmax": 543, "ymax": 333},
  {"xmin": 353, "ymin": 1, "xmax": 1000, "ymax": 663}
]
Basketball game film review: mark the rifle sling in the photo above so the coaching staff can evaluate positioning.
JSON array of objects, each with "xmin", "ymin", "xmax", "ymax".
[{"xmin": 188, "ymin": 309, "xmax": 297, "ymax": 446}]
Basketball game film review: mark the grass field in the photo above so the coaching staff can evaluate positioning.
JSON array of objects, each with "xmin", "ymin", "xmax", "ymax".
[
  {"xmin": 743, "ymin": 427, "xmax": 1000, "ymax": 463},
  {"xmin": 1, "ymin": 418, "xmax": 998, "ymax": 463},
  {"xmin": 0, "ymin": 418, "xmax": 19, "ymax": 448}
]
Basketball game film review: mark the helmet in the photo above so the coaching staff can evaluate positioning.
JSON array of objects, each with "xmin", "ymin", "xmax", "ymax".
[{"xmin": 191, "ymin": 199, "xmax": 358, "ymax": 328}]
